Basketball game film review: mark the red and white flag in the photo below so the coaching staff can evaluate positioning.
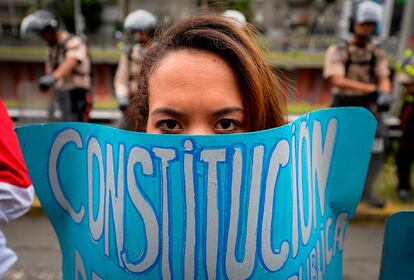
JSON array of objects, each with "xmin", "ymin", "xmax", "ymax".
[{"xmin": 0, "ymin": 100, "xmax": 34, "ymax": 275}]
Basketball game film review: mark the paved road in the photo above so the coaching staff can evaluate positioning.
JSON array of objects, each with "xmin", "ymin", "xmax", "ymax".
[
  {"xmin": 343, "ymin": 222, "xmax": 384, "ymax": 279},
  {"xmin": 1, "ymin": 216, "xmax": 384, "ymax": 280},
  {"xmin": 3, "ymin": 216, "xmax": 61, "ymax": 280}
]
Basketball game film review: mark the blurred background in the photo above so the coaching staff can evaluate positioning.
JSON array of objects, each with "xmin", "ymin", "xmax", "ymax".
[
  {"xmin": 1, "ymin": 0, "xmax": 413, "ymax": 202},
  {"xmin": 1, "ymin": 1, "xmax": 414, "ymax": 279},
  {"xmin": 0, "ymin": 0, "xmax": 411, "ymax": 114}
]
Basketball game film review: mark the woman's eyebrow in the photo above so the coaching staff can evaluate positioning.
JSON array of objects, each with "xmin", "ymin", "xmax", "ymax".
[
  {"xmin": 151, "ymin": 108, "xmax": 183, "ymax": 117},
  {"xmin": 212, "ymin": 107, "xmax": 244, "ymax": 117}
]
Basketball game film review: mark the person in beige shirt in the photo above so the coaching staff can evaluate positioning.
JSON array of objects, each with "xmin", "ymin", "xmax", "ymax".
[
  {"xmin": 323, "ymin": 1, "xmax": 392, "ymax": 208},
  {"xmin": 324, "ymin": 42, "xmax": 389, "ymax": 100},
  {"xmin": 21, "ymin": 10, "xmax": 92, "ymax": 122},
  {"xmin": 114, "ymin": 9, "xmax": 158, "ymax": 120}
]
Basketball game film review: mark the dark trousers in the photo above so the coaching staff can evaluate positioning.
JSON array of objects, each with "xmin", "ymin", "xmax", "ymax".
[
  {"xmin": 49, "ymin": 88, "xmax": 91, "ymax": 122},
  {"xmin": 396, "ymin": 102, "xmax": 414, "ymax": 191},
  {"xmin": 332, "ymin": 93, "xmax": 388, "ymax": 201},
  {"xmin": 69, "ymin": 88, "xmax": 91, "ymax": 122},
  {"xmin": 331, "ymin": 92, "xmax": 378, "ymax": 109},
  {"xmin": 396, "ymin": 144, "xmax": 414, "ymax": 191}
]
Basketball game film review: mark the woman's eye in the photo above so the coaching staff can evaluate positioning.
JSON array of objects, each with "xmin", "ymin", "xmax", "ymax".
[
  {"xmin": 216, "ymin": 119, "xmax": 239, "ymax": 132},
  {"xmin": 158, "ymin": 120, "xmax": 182, "ymax": 133}
]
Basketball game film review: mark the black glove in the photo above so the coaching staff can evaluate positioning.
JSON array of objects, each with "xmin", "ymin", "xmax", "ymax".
[
  {"xmin": 376, "ymin": 92, "xmax": 394, "ymax": 112},
  {"xmin": 119, "ymin": 104, "xmax": 128, "ymax": 112},
  {"xmin": 38, "ymin": 75, "xmax": 56, "ymax": 92},
  {"xmin": 118, "ymin": 96, "xmax": 129, "ymax": 112}
]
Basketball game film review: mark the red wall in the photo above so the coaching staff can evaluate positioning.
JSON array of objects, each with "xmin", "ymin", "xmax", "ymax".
[
  {"xmin": 0, "ymin": 62, "xmax": 117, "ymax": 103},
  {"xmin": 277, "ymin": 68, "xmax": 332, "ymax": 105}
]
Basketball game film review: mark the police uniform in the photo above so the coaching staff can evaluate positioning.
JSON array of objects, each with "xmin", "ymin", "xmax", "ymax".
[
  {"xmin": 324, "ymin": 39, "xmax": 390, "ymax": 207},
  {"xmin": 46, "ymin": 31, "xmax": 92, "ymax": 122},
  {"xmin": 324, "ymin": 41, "xmax": 389, "ymax": 106},
  {"xmin": 396, "ymin": 50, "xmax": 414, "ymax": 199},
  {"xmin": 324, "ymin": 40, "xmax": 391, "ymax": 146},
  {"xmin": 114, "ymin": 43, "xmax": 147, "ymax": 110}
]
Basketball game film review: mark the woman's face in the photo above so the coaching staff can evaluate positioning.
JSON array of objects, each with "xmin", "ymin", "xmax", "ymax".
[{"xmin": 146, "ymin": 49, "xmax": 247, "ymax": 135}]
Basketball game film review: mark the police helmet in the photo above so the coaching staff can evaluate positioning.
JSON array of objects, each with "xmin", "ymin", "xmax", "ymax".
[
  {"xmin": 349, "ymin": 1, "xmax": 383, "ymax": 34},
  {"xmin": 222, "ymin": 10, "xmax": 246, "ymax": 28},
  {"xmin": 397, "ymin": 49, "xmax": 414, "ymax": 85},
  {"xmin": 20, "ymin": 10, "xmax": 58, "ymax": 36},
  {"xmin": 123, "ymin": 9, "xmax": 158, "ymax": 35},
  {"xmin": 355, "ymin": 1, "xmax": 383, "ymax": 24}
]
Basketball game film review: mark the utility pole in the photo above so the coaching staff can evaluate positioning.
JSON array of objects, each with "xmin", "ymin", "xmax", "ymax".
[
  {"xmin": 392, "ymin": 0, "xmax": 414, "ymax": 114},
  {"xmin": 119, "ymin": 0, "xmax": 129, "ymax": 21},
  {"xmin": 381, "ymin": 0, "xmax": 394, "ymax": 41},
  {"xmin": 253, "ymin": 0, "xmax": 265, "ymax": 28},
  {"xmin": 74, "ymin": 0, "xmax": 85, "ymax": 35},
  {"xmin": 337, "ymin": 0, "xmax": 353, "ymax": 39},
  {"xmin": 35, "ymin": 0, "xmax": 42, "ymax": 9},
  {"xmin": 7, "ymin": 0, "xmax": 18, "ymax": 37}
]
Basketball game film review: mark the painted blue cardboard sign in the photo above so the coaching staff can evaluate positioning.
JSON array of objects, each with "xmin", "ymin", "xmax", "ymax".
[
  {"xmin": 380, "ymin": 211, "xmax": 414, "ymax": 280},
  {"xmin": 16, "ymin": 107, "xmax": 376, "ymax": 279}
]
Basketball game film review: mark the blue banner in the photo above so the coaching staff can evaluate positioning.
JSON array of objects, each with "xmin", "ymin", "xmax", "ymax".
[
  {"xmin": 380, "ymin": 211, "xmax": 414, "ymax": 279},
  {"xmin": 16, "ymin": 107, "xmax": 376, "ymax": 279}
]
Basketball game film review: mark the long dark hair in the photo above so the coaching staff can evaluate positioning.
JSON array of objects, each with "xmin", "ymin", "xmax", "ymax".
[{"xmin": 125, "ymin": 14, "xmax": 286, "ymax": 132}]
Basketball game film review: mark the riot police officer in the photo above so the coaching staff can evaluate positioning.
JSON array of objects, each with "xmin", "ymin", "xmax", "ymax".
[
  {"xmin": 396, "ymin": 49, "xmax": 414, "ymax": 201},
  {"xmin": 323, "ymin": 1, "xmax": 392, "ymax": 208},
  {"xmin": 114, "ymin": 9, "xmax": 158, "ymax": 124},
  {"xmin": 20, "ymin": 10, "xmax": 92, "ymax": 122}
]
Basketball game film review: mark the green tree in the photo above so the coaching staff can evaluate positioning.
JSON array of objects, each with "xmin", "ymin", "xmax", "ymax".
[{"xmin": 81, "ymin": 0, "xmax": 102, "ymax": 32}]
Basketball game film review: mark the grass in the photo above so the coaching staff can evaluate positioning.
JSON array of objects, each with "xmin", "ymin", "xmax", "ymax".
[
  {"xmin": 92, "ymin": 98, "xmax": 118, "ymax": 110},
  {"xmin": 0, "ymin": 46, "xmax": 122, "ymax": 62},
  {"xmin": 287, "ymin": 102, "xmax": 328, "ymax": 114},
  {"xmin": 4, "ymin": 97, "xmax": 119, "ymax": 110},
  {"xmin": 0, "ymin": 45, "xmax": 328, "ymax": 66},
  {"xmin": 265, "ymin": 51, "xmax": 326, "ymax": 68},
  {"xmin": 6, "ymin": 99, "xmax": 327, "ymax": 114},
  {"xmin": 0, "ymin": 45, "xmax": 398, "ymax": 68}
]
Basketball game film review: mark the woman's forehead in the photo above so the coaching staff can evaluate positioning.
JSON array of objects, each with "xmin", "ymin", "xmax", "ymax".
[
  {"xmin": 150, "ymin": 49, "xmax": 233, "ymax": 76},
  {"xmin": 148, "ymin": 49, "xmax": 239, "ymax": 93},
  {"xmin": 147, "ymin": 48, "xmax": 243, "ymax": 109}
]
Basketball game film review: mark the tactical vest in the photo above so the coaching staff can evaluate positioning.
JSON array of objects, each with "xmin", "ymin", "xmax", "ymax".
[
  {"xmin": 337, "ymin": 40, "xmax": 378, "ymax": 84},
  {"xmin": 48, "ymin": 35, "xmax": 92, "ymax": 79},
  {"xmin": 126, "ymin": 44, "xmax": 146, "ymax": 82}
]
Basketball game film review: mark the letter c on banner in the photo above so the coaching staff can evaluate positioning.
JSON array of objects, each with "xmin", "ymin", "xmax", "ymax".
[{"xmin": 49, "ymin": 129, "xmax": 85, "ymax": 223}]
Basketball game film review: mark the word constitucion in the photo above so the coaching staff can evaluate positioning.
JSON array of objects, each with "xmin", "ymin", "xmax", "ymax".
[{"xmin": 47, "ymin": 117, "xmax": 345, "ymax": 279}]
